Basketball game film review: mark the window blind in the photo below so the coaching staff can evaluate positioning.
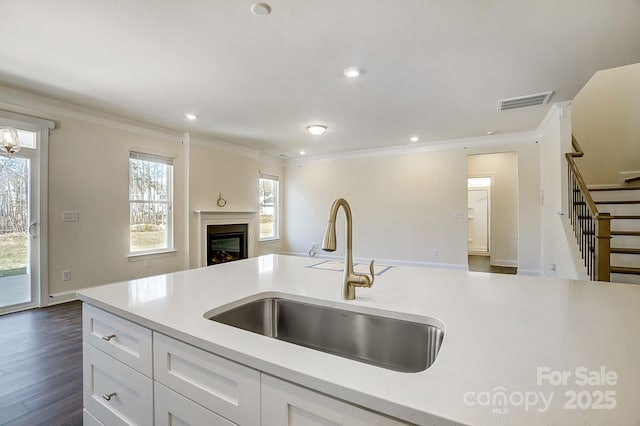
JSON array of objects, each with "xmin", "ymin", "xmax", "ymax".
[
  {"xmin": 259, "ymin": 172, "xmax": 279, "ymax": 181},
  {"xmin": 130, "ymin": 151, "xmax": 174, "ymax": 166}
]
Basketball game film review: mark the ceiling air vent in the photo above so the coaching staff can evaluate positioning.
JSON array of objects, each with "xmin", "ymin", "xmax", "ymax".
[{"xmin": 497, "ymin": 91, "xmax": 553, "ymax": 111}]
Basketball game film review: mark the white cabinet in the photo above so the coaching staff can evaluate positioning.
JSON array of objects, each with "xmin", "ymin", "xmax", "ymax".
[
  {"xmin": 154, "ymin": 332, "xmax": 260, "ymax": 425},
  {"xmin": 155, "ymin": 382, "xmax": 235, "ymax": 426},
  {"xmin": 83, "ymin": 304, "xmax": 153, "ymax": 377},
  {"xmin": 82, "ymin": 303, "xmax": 408, "ymax": 426},
  {"xmin": 83, "ymin": 409, "xmax": 104, "ymax": 426},
  {"xmin": 262, "ymin": 375, "xmax": 409, "ymax": 426},
  {"xmin": 83, "ymin": 342, "xmax": 153, "ymax": 425}
]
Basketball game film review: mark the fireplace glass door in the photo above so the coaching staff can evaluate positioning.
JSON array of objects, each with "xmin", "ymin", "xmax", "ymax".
[{"xmin": 207, "ymin": 224, "xmax": 248, "ymax": 265}]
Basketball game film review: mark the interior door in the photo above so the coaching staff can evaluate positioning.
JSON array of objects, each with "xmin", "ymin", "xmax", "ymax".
[{"xmin": 468, "ymin": 188, "xmax": 490, "ymax": 254}]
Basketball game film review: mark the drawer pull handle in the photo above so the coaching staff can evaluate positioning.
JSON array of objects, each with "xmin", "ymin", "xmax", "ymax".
[
  {"xmin": 101, "ymin": 334, "xmax": 116, "ymax": 341},
  {"xmin": 102, "ymin": 392, "xmax": 117, "ymax": 401}
]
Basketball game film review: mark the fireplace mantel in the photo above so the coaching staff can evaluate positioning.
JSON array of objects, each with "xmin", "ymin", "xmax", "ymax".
[{"xmin": 195, "ymin": 210, "xmax": 258, "ymax": 267}]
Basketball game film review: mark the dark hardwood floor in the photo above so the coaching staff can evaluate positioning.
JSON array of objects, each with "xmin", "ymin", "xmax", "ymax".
[
  {"xmin": 0, "ymin": 301, "xmax": 82, "ymax": 426},
  {"xmin": 468, "ymin": 255, "xmax": 518, "ymax": 275}
]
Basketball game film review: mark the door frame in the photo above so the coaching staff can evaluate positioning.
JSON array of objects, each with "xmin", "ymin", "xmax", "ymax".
[{"xmin": 0, "ymin": 110, "xmax": 54, "ymax": 313}]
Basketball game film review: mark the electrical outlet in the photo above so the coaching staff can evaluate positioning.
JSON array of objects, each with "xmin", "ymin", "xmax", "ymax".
[
  {"xmin": 62, "ymin": 270, "xmax": 71, "ymax": 281},
  {"xmin": 551, "ymin": 263, "xmax": 557, "ymax": 272},
  {"xmin": 433, "ymin": 249, "xmax": 440, "ymax": 257}
]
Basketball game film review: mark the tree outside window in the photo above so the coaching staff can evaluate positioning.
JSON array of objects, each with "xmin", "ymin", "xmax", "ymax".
[
  {"xmin": 259, "ymin": 176, "xmax": 279, "ymax": 240},
  {"xmin": 129, "ymin": 152, "xmax": 174, "ymax": 253}
]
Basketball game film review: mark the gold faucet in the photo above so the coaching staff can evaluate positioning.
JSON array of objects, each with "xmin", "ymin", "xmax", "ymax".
[{"xmin": 322, "ymin": 198, "xmax": 375, "ymax": 300}]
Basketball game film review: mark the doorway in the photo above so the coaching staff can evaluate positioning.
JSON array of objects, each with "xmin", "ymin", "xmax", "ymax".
[
  {"xmin": 0, "ymin": 114, "xmax": 52, "ymax": 314},
  {"xmin": 467, "ymin": 152, "xmax": 519, "ymax": 274}
]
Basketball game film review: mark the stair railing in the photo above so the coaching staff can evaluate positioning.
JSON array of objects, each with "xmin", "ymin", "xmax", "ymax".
[{"xmin": 565, "ymin": 135, "xmax": 611, "ymax": 281}]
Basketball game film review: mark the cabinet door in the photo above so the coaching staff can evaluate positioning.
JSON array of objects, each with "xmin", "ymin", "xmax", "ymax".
[
  {"xmin": 153, "ymin": 332, "xmax": 260, "ymax": 425},
  {"xmin": 83, "ymin": 304, "xmax": 152, "ymax": 376},
  {"xmin": 155, "ymin": 382, "xmax": 236, "ymax": 426},
  {"xmin": 262, "ymin": 375, "xmax": 409, "ymax": 426},
  {"xmin": 83, "ymin": 342, "xmax": 153, "ymax": 426}
]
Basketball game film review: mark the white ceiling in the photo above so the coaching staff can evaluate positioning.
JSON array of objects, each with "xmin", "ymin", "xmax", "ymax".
[{"xmin": 1, "ymin": 1, "xmax": 639, "ymax": 156}]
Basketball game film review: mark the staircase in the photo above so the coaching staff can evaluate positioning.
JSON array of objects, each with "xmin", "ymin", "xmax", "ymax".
[
  {"xmin": 589, "ymin": 186, "xmax": 640, "ymax": 284},
  {"xmin": 566, "ymin": 135, "xmax": 640, "ymax": 284}
]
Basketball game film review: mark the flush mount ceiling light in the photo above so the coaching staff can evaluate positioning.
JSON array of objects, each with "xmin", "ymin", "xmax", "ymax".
[
  {"xmin": 410, "ymin": 136, "xmax": 419, "ymax": 142},
  {"xmin": 251, "ymin": 3, "xmax": 271, "ymax": 16},
  {"xmin": 0, "ymin": 127, "xmax": 20, "ymax": 157},
  {"xmin": 185, "ymin": 113, "xmax": 198, "ymax": 120},
  {"xmin": 299, "ymin": 151, "xmax": 306, "ymax": 156},
  {"xmin": 343, "ymin": 67, "xmax": 362, "ymax": 78},
  {"xmin": 306, "ymin": 125, "xmax": 327, "ymax": 136}
]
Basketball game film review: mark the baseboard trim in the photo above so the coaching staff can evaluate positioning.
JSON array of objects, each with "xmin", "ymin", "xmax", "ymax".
[
  {"xmin": 48, "ymin": 290, "xmax": 78, "ymax": 306},
  {"xmin": 468, "ymin": 251, "xmax": 490, "ymax": 257},
  {"xmin": 491, "ymin": 259, "xmax": 518, "ymax": 267},
  {"xmin": 518, "ymin": 269, "xmax": 542, "ymax": 276}
]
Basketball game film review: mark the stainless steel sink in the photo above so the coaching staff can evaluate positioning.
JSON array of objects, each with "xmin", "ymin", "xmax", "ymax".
[{"xmin": 206, "ymin": 297, "xmax": 444, "ymax": 373}]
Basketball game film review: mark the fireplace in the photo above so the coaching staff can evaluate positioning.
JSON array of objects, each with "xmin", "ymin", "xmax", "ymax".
[{"xmin": 207, "ymin": 224, "xmax": 248, "ymax": 265}]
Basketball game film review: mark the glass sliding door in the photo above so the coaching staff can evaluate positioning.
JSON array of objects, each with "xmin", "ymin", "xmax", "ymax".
[{"xmin": 0, "ymin": 128, "xmax": 40, "ymax": 314}]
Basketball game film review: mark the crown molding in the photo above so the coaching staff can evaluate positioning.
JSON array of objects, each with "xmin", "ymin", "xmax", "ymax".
[
  {"xmin": 285, "ymin": 131, "xmax": 537, "ymax": 166},
  {"xmin": 0, "ymin": 83, "xmax": 183, "ymax": 142},
  {"xmin": 189, "ymin": 133, "xmax": 284, "ymax": 163}
]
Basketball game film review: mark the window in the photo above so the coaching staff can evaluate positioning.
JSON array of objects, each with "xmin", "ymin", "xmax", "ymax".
[
  {"xmin": 129, "ymin": 151, "xmax": 174, "ymax": 254},
  {"xmin": 259, "ymin": 174, "xmax": 279, "ymax": 240}
]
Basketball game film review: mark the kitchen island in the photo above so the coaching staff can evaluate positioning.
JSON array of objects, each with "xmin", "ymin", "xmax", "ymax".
[{"xmin": 77, "ymin": 254, "xmax": 640, "ymax": 425}]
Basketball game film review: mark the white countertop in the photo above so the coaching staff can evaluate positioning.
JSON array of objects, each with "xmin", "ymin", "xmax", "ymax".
[{"xmin": 77, "ymin": 254, "xmax": 640, "ymax": 425}]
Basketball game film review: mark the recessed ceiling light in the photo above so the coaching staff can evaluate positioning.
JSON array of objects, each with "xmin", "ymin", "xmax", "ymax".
[
  {"xmin": 251, "ymin": 3, "xmax": 271, "ymax": 16},
  {"xmin": 185, "ymin": 113, "xmax": 198, "ymax": 120},
  {"xmin": 343, "ymin": 67, "xmax": 362, "ymax": 78},
  {"xmin": 410, "ymin": 136, "xmax": 419, "ymax": 142},
  {"xmin": 307, "ymin": 125, "xmax": 327, "ymax": 136},
  {"xmin": 487, "ymin": 131, "xmax": 495, "ymax": 135},
  {"xmin": 299, "ymin": 151, "xmax": 306, "ymax": 156}
]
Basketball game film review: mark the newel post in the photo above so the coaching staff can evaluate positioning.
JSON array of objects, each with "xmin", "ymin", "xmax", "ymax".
[{"xmin": 595, "ymin": 213, "xmax": 612, "ymax": 282}]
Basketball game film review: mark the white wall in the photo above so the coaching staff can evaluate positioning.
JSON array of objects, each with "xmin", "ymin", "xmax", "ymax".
[
  {"xmin": 0, "ymin": 84, "xmax": 283, "ymax": 301},
  {"xmin": 539, "ymin": 104, "xmax": 588, "ymax": 280},
  {"xmin": 47, "ymin": 118, "xmax": 187, "ymax": 295},
  {"xmin": 283, "ymin": 135, "xmax": 542, "ymax": 274},
  {"xmin": 572, "ymin": 62, "xmax": 640, "ymax": 185},
  {"xmin": 467, "ymin": 152, "xmax": 518, "ymax": 267},
  {"xmin": 188, "ymin": 138, "xmax": 283, "ymax": 268}
]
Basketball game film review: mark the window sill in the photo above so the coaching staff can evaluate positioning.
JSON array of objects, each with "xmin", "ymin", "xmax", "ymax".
[
  {"xmin": 127, "ymin": 249, "xmax": 177, "ymax": 261},
  {"xmin": 259, "ymin": 237, "xmax": 280, "ymax": 243}
]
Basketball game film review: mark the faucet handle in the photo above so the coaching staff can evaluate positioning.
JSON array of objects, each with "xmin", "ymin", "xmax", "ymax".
[{"xmin": 368, "ymin": 259, "xmax": 375, "ymax": 287}]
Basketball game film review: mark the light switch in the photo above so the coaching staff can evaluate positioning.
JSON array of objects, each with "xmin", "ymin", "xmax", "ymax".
[{"xmin": 63, "ymin": 211, "xmax": 79, "ymax": 222}]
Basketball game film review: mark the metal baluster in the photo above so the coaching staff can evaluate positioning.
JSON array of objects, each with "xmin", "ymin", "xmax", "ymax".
[
  {"xmin": 588, "ymin": 214, "xmax": 593, "ymax": 278},
  {"xmin": 592, "ymin": 216, "xmax": 597, "ymax": 280}
]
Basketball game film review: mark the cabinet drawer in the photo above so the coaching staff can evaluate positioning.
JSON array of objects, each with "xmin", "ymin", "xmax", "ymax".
[
  {"xmin": 153, "ymin": 332, "xmax": 260, "ymax": 425},
  {"xmin": 262, "ymin": 375, "xmax": 409, "ymax": 426},
  {"xmin": 83, "ymin": 409, "xmax": 104, "ymax": 426},
  {"xmin": 155, "ymin": 382, "xmax": 236, "ymax": 426},
  {"xmin": 83, "ymin": 304, "xmax": 152, "ymax": 376},
  {"xmin": 83, "ymin": 342, "xmax": 153, "ymax": 426}
]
